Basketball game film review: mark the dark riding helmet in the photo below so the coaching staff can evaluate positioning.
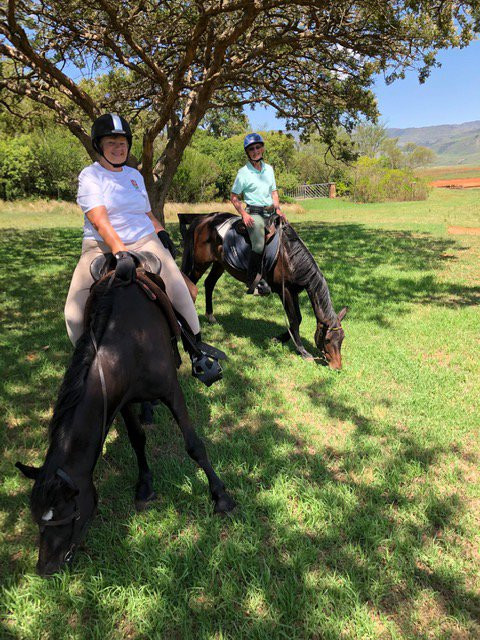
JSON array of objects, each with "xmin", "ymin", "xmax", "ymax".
[
  {"xmin": 244, "ymin": 132, "xmax": 264, "ymax": 151},
  {"xmin": 91, "ymin": 113, "xmax": 132, "ymax": 167}
]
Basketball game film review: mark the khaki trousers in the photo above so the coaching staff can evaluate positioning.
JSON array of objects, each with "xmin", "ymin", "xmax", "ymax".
[{"xmin": 64, "ymin": 232, "xmax": 200, "ymax": 345}]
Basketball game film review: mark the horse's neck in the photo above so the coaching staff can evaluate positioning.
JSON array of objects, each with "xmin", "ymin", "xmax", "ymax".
[
  {"xmin": 47, "ymin": 394, "xmax": 110, "ymax": 479},
  {"xmin": 306, "ymin": 274, "xmax": 337, "ymax": 327}
]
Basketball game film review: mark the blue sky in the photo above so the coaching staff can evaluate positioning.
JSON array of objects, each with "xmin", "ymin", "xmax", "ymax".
[{"xmin": 248, "ymin": 39, "xmax": 480, "ymax": 131}]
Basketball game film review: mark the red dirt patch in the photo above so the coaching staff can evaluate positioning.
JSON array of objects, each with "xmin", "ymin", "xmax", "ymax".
[
  {"xmin": 448, "ymin": 226, "xmax": 480, "ymax": 236},
  {"xmin": 431, "ymin": 178, "xmax": 480, "ymax": 188}
]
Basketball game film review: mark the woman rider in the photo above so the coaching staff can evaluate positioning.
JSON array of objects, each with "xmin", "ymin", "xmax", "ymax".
[
  {"xmin": 230, "ymin": 133, "xmax": 288, "ymax": 295},
  {"xmin": 64, "ymin": 113, "xmax": 223, "ymax": 386}
]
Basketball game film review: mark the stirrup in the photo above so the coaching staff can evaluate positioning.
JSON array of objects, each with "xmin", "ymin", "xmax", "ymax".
[
  {"xmin": 196, "ymin": 341, "xmax": 227, "ymax": 360},
  {"xmin": 191, "ymin": 354, "xmax": 223, "ymax": 387}
]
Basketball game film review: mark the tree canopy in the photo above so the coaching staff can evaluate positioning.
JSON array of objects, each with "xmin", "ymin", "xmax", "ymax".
[{"xmin": 1, "ymin": 0, "xmax": 479, "ymax": 219}]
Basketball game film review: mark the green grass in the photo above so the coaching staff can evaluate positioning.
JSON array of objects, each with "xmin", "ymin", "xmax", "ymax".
[
  {"xmin": 1, "ymin": 192, "xmax": 479, "ymax": 639},
  {"xmin": 416, "ymin": 165, "xmax": 480, "ymax": 181}
]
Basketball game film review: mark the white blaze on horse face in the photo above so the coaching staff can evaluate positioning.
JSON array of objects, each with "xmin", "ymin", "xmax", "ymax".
[{"xmin": 42, "ymin": 509, "xmax": 53, "ymax": 521}]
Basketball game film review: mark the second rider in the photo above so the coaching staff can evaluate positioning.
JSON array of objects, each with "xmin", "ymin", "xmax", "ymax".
[{"xmin": 230, "ymin": 133, "xmax": 288, "ymax": 295}]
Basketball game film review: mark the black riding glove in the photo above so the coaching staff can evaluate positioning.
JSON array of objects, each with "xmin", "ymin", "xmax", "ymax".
[
  {"xmin": 114, "ymin": 251, "xmax": 136, "ymax": 283},
  {"xmin": 157, "ymin": 230, "xmax": 177, "ymax": 259}
]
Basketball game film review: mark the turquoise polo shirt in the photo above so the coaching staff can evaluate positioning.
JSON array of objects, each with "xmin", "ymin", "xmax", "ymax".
[{"xmin": 231, "ymin": 161, "xmax": 277, "ymax": 206}]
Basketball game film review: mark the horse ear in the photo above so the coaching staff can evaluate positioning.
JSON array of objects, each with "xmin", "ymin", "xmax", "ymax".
[
  {"xmin": 337, "ymin": 307, "xmax": 348, "ymax": 322},
  {"xmin": 15, "ymin": 461, "xmax": 42, "ymax": 480}
]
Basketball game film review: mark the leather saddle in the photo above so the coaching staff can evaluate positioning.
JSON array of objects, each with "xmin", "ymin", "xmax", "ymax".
[
  {"xmin": 90, "ymin": 250, "xmax": 162, "ymax": 282},
  {"xmin": 221, "ymin": 216, "xmax": 280, "ymax": 273}
]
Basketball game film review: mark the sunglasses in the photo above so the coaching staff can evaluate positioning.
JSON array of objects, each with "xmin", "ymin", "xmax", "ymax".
[{"xmin": 248, "ymin": 144, "xmax": 264, "ymax": 151}]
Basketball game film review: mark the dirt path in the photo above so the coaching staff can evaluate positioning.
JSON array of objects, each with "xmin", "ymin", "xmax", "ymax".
[
  {"xmin": 448, "ymin": 226, "xmax": 480, "ymax": 235},
  {"xmin": 431, "ymin": 178, "xmax": 480, "ymax": 188}
]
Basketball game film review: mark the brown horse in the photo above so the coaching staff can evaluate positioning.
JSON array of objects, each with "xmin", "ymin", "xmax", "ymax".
[
  {"xmin": 180, "ymin": 213, "xmax": 347, "ymax": 368},
  {"xmin": 16, "ymin": 268, "xmax": 235, "ymax": 576}
]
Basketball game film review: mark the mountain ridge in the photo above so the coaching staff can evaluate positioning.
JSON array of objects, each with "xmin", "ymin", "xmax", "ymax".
[{"xmin": 386, "ymin": 120, "xmax": 480, "ymax": 165}]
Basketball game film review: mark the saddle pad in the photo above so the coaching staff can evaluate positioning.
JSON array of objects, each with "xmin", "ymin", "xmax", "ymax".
[
  {"xmin": 215, "ymin": 217, "xmax": 236, "ymax": 240},
  {"xmin": 223, "ymin": 218, "xmax": 280, "ymax": 273}
]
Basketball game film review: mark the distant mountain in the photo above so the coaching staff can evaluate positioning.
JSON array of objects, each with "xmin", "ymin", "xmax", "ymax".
[{"xmin": 387, "ymin": 121, "xmax": 480, "ymax": 166}]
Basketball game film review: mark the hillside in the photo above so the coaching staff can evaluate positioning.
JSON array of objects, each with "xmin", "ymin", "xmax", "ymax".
[{"xmin": 387, "ymin": 120, "xmax": 480, "ymax": 165}]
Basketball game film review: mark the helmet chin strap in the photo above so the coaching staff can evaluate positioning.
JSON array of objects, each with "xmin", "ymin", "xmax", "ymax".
[
  {"xmin": 99, "ymin": 150, "xmax": 128, "ymax": 168},
  {"xmin": 247, "ymin": 150, "xmax": 263, "ymax": 166}
]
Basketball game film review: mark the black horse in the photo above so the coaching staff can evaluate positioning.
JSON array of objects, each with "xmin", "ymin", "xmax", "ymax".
[
  {"xmin": 180, "ymin": 213, "xmax": 347, "ymax": 368},
  {"xmin": 17, "ymin": 269, "xmax": 235, "ymax": 576}
]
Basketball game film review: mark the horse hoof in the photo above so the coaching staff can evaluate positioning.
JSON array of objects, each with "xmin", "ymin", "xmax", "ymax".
[
  {"xmin": 135, "ymin": 491, "xmax": 157, "ymax": 511},
  {"xmin": 214, "ymin": 493, "xmax": 236, "ymax": 515},
  {"xmin": 206, "ymin": 313, "xmax": 217, "ymax": 325},
  {"xmin": 299, "ymin": 350, "xmax": 315, "ymax": 361}
]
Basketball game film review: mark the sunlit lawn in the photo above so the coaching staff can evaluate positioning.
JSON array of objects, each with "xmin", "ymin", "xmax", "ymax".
[{"xmin": 1, "ymin": 190, "xmax": 479, "ymax": 639}]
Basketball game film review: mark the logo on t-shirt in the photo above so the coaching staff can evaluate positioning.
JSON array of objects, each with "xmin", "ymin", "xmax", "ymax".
[{"xmin": 131, "ymin": 179, "xmax": 140, "ymax": 190}]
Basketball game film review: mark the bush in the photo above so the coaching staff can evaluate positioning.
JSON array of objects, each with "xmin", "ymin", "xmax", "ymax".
[
  {"xmin": 0, "ymin": 136, "xmax": 36, "ymax": 199},
  {"xmin": 350, "ymin": 157, "xmax": 429, "ymax": 202},
  {"xmin": 168, "ymin": 147, "xmax": 220, "ymax": 202},
  {"xmin": 30, "ymin": 130, "xmax": 90, "ymax": 200}
]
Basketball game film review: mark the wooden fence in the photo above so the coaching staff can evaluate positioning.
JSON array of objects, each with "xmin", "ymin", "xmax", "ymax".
[{"xmin": 285, "ymin": 182, "xmax": 336, "ymax": 199}]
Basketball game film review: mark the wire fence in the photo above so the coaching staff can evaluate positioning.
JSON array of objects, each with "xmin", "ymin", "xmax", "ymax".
[{"xmin": 284, "ymin": 183, "xmax": 335, "ymax": 199}]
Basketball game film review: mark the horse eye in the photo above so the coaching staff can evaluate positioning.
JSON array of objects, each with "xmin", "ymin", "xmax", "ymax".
[{"xmin": 42, "ymin": 509, "xmax": 54, "ymax": 521}]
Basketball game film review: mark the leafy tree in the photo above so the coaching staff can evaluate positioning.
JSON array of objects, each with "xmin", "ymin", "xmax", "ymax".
[
  {"xmin": 403, "ymin": 143, "xmax": 436, "ymax": 168},
  {"xmin": 1, "ymin": 1, "xmax": 478, "ymax": 220},
  {"xmin": 200, "ymin": 107, "xmax": 249, "ymax": 139},
  {"xmin": 294, "ymin": 134, "xmax": 353, "ymax": 184},
  {"xmin": 380, "ymin": 137, "xmax": 405, "ymax": 169},
  {"xmin": 353, "ymin": 123, "xmax": 388, "ymax": 158}
]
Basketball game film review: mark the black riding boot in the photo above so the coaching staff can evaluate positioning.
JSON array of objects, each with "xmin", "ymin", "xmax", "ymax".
[
  {"xmin": 246, "ymin": 251, "xmax": 271, "ymax": 296},
  {"xmin": 183, "ymin": 332, "xmax": 225, "ymax": 387}
]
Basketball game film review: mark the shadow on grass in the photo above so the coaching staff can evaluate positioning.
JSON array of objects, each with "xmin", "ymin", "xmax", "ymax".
[{"xmin": 1, "ymin": 225, "xmax": 479, "ymax": 639}]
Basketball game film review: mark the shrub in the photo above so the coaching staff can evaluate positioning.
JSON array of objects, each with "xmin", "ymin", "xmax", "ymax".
[
  {"xmin": 0, "ymin": 136, "xmax": 36, "ymax": 199},
  {"xmin": 31, "ymin": 130, "xmax": 90, "ymax": 200},
  {"xmin": 350, "ymin": 156, "xmax": 429, "ymax": 202},
  {"xmin": 168, "ymin": 147, "xmax": 220, "ymax": 202}
]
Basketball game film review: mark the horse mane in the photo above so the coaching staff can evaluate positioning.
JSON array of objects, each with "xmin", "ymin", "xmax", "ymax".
[
  {"xmin": 48, "ymin": 278, "xmax": 116, "ymax": 444},
  {"xmin": 281, "ymin": 224, "xmax": 338, "ymax": 326}
]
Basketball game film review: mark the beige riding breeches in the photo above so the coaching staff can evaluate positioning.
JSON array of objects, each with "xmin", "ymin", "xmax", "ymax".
[{"xmin": 64, "ymin": 232, "xmax": 200, "ymax": 345}]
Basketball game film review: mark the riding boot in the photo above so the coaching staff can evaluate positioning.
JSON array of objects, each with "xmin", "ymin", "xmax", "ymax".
[
  {"xmin": 246, "ymin": 252, "xmax": 271, "ymax": 296},
  {"xmin": 182, "ymin": 331, "xmax": 225, "ymax": 387}
]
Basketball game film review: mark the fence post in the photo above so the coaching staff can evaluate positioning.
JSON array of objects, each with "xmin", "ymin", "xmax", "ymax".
[{"xmin": 328, "ymin": 183, "xmax": 336, "ymax": 199}]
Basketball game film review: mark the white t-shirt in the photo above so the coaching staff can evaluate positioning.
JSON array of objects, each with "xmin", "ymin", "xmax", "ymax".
[{"xmin": 77, "ymin": 162, "xmax": 155, "ymax": 243}]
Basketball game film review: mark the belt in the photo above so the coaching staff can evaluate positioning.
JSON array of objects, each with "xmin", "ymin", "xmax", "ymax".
[{"xmin": 247, "ymin": 205, "xmax": 275, "ymax": 215}]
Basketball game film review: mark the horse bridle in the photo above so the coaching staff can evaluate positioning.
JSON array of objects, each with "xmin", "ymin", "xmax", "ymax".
[{"xmin": 38, "ymin": 468, "xmax": 82, "ymax": 564}]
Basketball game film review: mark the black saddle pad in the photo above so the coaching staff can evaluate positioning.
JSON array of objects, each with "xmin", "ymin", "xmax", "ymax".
[
  {"xmin": 90, "ymin": 251, "xmax": 162, "ymax": 281},
  {"xmin": 223, "ymin": 219, "xmax": 280, "ymax": 273}
]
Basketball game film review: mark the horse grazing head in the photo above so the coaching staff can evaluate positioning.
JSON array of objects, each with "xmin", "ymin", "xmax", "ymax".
[
  {"xmin": 16, "ymin": 462, "xmax": 97, "ymax": 576},
  {"xmin": 315, "ymin": 307, "xmax": 347, "ymax": 370}
]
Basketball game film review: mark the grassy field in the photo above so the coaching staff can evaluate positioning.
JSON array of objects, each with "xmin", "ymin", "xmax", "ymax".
[
  {"xmin": 416, "ymin": 165, "xmax": 480, "ymax": 181},
  {"xmin": 1, "ymin": 191, "xmax": 479, "ymax": 639}
]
